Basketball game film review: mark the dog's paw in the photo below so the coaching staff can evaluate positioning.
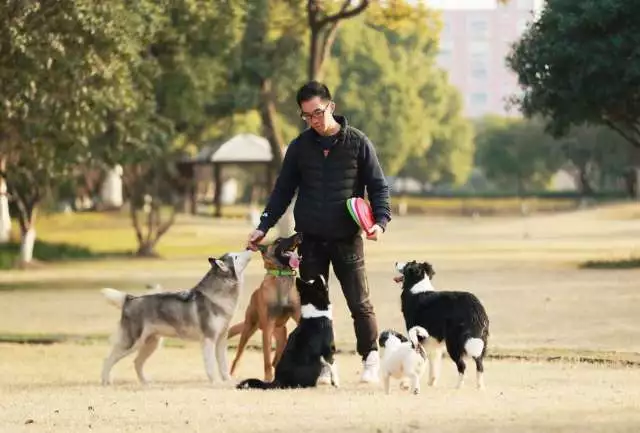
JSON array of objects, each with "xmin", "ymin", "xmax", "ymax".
[
  {"xmin": 412, "ymin": 388, "xmax": 420, "ymax": 395},
  {"xmin": 399, "ymin": 379, "xmax": 411, "ymax": 390},
  {"xmin": 331, "ymin": 375, "xmax": 340, "ymax": 389},
  {"xmin": 316, "ymin": 364, "xmax": 333, "ymax": 386}
]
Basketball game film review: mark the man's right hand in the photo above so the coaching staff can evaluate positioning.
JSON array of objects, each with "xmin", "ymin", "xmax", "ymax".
[{"xmin": 246, "ymin": 229, "xmax": 265, "ymax": 251}]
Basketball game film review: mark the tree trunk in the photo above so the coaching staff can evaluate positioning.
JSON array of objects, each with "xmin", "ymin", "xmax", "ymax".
[
  {"xmin": 307, "ymin": 0, "xmax": 370, "ymax": 81},
  {"xmin": 131, "ymin": 206, "xmax": 176, "ymax": 257},
  {"xmin": 259, "ymin": 78, "xmax": 284, "ymax": 169},
  {"xmin": 308, "ymin": 22, "xmax": 340, "ymax": 81},
  {"xmin": 20, "ymin": 226, "xmax": 36, "ymax": 263},
  {"xmin": 136, "ymin": 241, "xmax": 160, "ymax": 258},
  {"xmin": 0, "ymin": 156, "xmax": 10, "ymax": 243},
  {"xmin": 124, "ymin": 163, "xmax": 179, "ymax": 258},
  {"xmin": 577, "ymin": 166, "xmax": 594, "ymax": 197},
  {"xmin": 15, "ymin": 199, "xmax": 38, "ymax": 265},
  {"xmin": 259, "ymin": 77, "xmax": 295, "ymax": 236}
]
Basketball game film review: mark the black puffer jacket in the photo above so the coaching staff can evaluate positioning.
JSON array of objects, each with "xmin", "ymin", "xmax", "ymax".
[{"xmin": 257, "ymin": 115, "xmax": 391, "ymax": 240}]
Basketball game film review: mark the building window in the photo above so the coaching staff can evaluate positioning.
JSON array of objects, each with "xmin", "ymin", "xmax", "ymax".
[
  {"xmin": 469, "ymin": 48, "xmax": 489, "ymax": 81},
  {"xmin": 468, "ymin": 17, "xmax": 489, "ymax": 40},
  {"xmin": 469, "ymin": 40, "xmax": 489, "ymax": 56},
  {"xmin": 470, "ymin": 63, "xmax": 488, "ymax": 80},
  {"xmin": 441, "ymin": 21, "xmax": 452, "ymax": 40},
  {"xmin": 470, "ymin": 92, "xmax": 488, "ymax": 107},
  {"xmin": 438, "ymin": 49, "xmax": 452, "ymax": 66}
]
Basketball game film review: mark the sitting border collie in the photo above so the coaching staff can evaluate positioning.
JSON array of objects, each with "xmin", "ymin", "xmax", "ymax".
[
  {"xmin": 379, "ymin": 326, "xmax": 430, "ymax": 395},
  {"xmin": 394, "ymin": 261, "xmax": 489, "ymax": 389},
  {"xmin": 236, "ymin": 275, "xmax": 339, "ymax": 390}
]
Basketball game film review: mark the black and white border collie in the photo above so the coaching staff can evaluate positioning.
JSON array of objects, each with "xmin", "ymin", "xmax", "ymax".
[
  {"xmin": 236, "ymin": 275, "xmax": 338, "ymax": 390},
  {"xmin": 394, "ymin": 261, "xmax": 489, "ymax": 389}
]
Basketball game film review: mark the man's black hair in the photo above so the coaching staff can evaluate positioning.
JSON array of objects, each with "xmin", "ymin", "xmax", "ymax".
[{"xmin": 296, "ymin": 80, "xmax": 332, "ymax": 107}]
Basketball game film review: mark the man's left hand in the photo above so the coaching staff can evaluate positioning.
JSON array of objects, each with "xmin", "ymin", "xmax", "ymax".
[{"xmin": 366, "ymin": 224, "xmax": 383, "ymax": 241}]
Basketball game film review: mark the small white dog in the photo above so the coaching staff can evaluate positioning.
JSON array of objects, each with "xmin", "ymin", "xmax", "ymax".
[{"xmin": 378, "ymin": 326, "xmax": 430, "ymax": 395}]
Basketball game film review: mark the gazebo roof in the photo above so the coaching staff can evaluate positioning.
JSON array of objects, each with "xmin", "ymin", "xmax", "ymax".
[{"xmin": 186, "ymin": 133, "xmax": 274, "ymax": 164}]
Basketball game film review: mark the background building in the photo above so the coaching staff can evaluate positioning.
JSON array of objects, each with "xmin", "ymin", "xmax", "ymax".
[{"xmin": 425, "ymin": 0, "xmax": 544, "ymax": 117}]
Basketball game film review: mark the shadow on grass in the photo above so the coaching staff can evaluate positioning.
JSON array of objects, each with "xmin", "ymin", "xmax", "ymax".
[
  {"xmin": 0, "ymin": 240, "xmax": 133, "ymax": 270},
  {"xmin": 579, "ymin": 257, "xmax": 640, "ymax": 269},
  {"xmin": 3, "ymin": 334, "xmax": 640, "ymax": 368},
  {"xmin": 0, "ymin": 278, "xmax": 151, "ymax": 292},
  {"xmin": 0, "ymin": 333, "xmax": 186, "ymax": 348}
]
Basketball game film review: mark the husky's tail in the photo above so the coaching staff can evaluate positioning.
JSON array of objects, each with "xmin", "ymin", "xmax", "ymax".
[
  {"xmin": 101, "ymin": 288, "xmax": 130, "ymax": 309},
  {"xmin": 464, "ymin": 338, "xmax": 485, "ymax": 358},
  {"xmin": 236, "ymin": 378, "xmax": 282, "ymax": 390}
]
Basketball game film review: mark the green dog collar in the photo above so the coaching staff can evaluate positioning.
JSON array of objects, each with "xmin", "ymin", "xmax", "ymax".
[{"xmin": 266, "ymin": 269, "xmax": 297, "ymax": 277}]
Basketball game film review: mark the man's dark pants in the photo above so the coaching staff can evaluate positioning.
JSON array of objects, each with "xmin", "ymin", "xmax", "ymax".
[{"xmin": 298, "ymin": 234, "xmax": 378, "ymax": 360}]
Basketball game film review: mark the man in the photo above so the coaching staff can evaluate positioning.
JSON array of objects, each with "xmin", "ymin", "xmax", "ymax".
[{"xmin": 246, "ymin": 81, "xmax": 391, "ymax": 384}]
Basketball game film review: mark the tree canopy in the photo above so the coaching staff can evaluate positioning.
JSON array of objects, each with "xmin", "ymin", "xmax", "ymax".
[{"xmin": 507, "ymin": 0, "xmax": 640, "ymax": 148}]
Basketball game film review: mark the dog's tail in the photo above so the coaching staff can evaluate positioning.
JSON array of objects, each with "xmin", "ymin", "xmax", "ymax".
[
  {"xmin": 408, "ymin": 326, "xmax": 429, "ymax": 347},
  {"xmin": 464, "ymin": 338, "xmax": 485, "ymax": 358},
  {"xmin": 236, "ymin": 378, "xmax": 282, "ymax": 390},
  {"xmin": 101, "ymin": 288, "xmax": 129, "ymax": 309}
]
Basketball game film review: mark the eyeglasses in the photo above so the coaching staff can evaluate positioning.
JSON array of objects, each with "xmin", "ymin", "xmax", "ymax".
[{"xmin": 300, "ymin": 103, "xmax": 331, "ymax": 121}]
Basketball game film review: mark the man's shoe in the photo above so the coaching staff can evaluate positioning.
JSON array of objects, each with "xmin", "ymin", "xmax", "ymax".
[{"xmin": 360, "ymin": 350, "xmax": 380, "ymax": 384}]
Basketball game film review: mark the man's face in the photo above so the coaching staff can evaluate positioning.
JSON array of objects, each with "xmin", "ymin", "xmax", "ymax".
[{"xmin": 299, "ymin": 96, "xmax": 334, "ymax": 135}]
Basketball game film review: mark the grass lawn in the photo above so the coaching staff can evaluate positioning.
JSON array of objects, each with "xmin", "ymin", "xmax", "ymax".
[{"xmin": 1, "ymin": 202, "xmax": 640, "ymax": 432}]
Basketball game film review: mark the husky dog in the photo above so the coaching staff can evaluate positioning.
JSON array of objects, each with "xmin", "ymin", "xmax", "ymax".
[
  {"xmin": 394, "ymin": 260, "xmax": 489, "ymax": 389},
  {"xmin": 100, "ymin": 250, "xmax": 252, "ymax": 386},
  {"xmin": 379, "ymin": 326, "xmax": 430, "ymax": 395},
  {"xmin": 236, "ymin": 274, "xmax": 339, "ymax": 390}
]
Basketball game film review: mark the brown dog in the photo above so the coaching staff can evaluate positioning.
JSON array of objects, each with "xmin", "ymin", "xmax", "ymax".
[{"xmin": 228, "ymin": 233, "xmax": 302, "ymax": 381}]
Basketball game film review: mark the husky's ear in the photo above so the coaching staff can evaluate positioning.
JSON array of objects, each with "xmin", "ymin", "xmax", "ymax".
[{"xmin": 208, "ymin": 257, "xmax": 229, "ymax": 273}]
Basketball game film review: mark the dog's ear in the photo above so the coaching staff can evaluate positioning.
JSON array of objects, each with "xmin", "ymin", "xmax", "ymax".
[
  {"xmin": 292, "ymin": 232, "xmax": 303, "ymax": 246},
  {"xmin": 378, "ymin": 331, "xmax": 389, "ymax": 348},
  {"xmin": 209, "ymin": 257, "xmax": 229, "ymax": 273},
  {"xmin": 314, "ymin": 274, "xmax": 327, "ymax": 290},
  {"xmin": 422, "ymin": 262, "xmax": 435, "ymax": 279}
]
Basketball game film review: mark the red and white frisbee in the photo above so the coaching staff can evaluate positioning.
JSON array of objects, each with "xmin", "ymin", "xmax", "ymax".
[{"xmin": 346, "ymin": 197, "xmax": 375, "ymax": 236}]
